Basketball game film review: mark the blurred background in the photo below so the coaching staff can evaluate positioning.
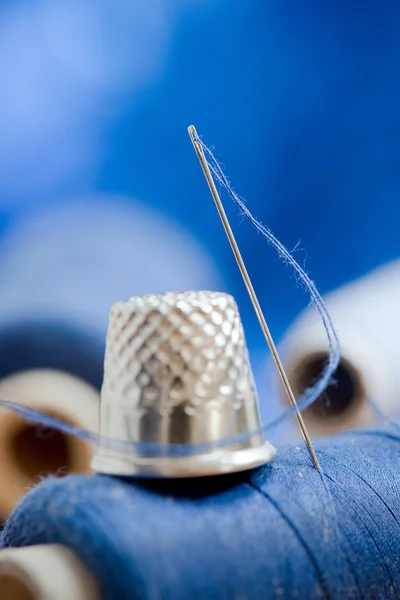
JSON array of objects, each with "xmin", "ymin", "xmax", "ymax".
[{"xmin": 0, "ymin": 0, "xmax": 399, "ymax": 516}]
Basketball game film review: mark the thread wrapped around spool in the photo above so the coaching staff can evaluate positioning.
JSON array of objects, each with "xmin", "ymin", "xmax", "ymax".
[
  {"xmin": 1, "ymin": 426, "xmax": 399, "ymax": 599},
  {"xmin": 278, "ymin": 260, "xmax": 400, "ymax": 436}
]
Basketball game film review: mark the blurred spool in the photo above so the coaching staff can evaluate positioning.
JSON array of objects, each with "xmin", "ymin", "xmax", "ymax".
[
  {"xmin": 0, "ymin": 545, "xmax": 99, "ymax": 600},
  {"xmin": 0, "ymin": 369, "xmax": 99, "ymax": 518},
  {"xmin": 278, "ymin": 260, "xmax": 400, "ymax": 436}
]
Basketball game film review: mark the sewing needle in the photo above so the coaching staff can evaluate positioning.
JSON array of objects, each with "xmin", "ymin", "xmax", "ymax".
[{"xmin": 188, "ymin": 124, "xmax": 320, "ymax": 471}]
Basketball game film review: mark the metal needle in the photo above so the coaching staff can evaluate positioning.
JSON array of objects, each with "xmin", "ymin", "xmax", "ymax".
[{"xmin": 188, "ymin": 124, "xmax": 320, "ymax": 471}]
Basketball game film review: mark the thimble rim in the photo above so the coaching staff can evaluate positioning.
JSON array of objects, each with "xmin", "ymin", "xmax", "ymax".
[{"xmin": 91, "ymin": 440, "xmax": 277, "ymax": 478}]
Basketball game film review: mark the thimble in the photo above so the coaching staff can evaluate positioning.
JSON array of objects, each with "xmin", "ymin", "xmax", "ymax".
[{"xmin": 91, "ymin": 291, "xmax": 276, "ymax": 477}]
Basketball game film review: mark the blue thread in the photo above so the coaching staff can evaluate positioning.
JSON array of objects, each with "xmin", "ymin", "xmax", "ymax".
[
  {"xmin": 196, "ymin": 136, "xmax": 341, "ymax": 415},
  {"xmin": 2, "ymin": 427, "xmax": 399, "ymax": 599}
]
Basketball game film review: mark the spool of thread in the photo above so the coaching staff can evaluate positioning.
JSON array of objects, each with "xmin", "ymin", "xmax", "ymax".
[
  {"xmin": 278, "ymin": 260, "xmax": 400, "ymax": 436},
  {"xmin": 1, "ymin": 427, "xmax": 399, "ymax": 599},
  {"xmin": 0, "ymin": 545, "xmax": 99, "ymax": 600},
  {"xmin": 0, "ymin": 369, "xmax": 99, "ymax": 518}
]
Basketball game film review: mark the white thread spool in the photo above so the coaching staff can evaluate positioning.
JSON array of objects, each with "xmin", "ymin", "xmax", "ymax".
[
  {"xmin": 0, "ymin": 545, "xmax": 99, "ymax": 600},
  {"xmin": 278, "ymin": 260, "xmax": 400, "ymax": 436},
  {"xmin": 0, "ymin": 370, "xmax": 99, "ymax": 518}
]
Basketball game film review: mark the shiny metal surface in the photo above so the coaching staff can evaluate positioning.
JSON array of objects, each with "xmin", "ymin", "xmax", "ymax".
[{"xmin": 91, "ymin": 290, "xmax": 276, "ymax": 477}]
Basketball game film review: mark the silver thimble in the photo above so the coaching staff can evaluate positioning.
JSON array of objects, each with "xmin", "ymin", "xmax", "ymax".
[{"xmin": 91, "ymin": 291, "xmax": 276, "ymax": 477}]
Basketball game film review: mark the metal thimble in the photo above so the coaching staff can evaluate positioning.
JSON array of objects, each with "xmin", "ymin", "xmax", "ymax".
[{"xmin": 91, "ymin": 291, "xmax": 276, "ymax": 477}]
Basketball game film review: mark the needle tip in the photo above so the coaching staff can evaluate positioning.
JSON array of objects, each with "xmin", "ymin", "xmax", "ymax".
[{"xmin": 310, "ymin": 451, "xmax": 321, "ymax": 471}]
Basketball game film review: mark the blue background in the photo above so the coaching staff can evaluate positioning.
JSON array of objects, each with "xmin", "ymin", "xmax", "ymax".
[{"xmin": 0, "ymin": 0, "xmax": 399, "ymax": 399}]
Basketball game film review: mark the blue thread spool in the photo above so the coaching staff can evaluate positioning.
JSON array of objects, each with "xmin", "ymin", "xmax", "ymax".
[{"xmin": 1, "ymin": 427, "xmax": 399, "ymax": 599}]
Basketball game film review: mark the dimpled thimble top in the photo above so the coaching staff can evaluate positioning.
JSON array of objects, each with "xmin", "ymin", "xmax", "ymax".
[{"xmin": 92, "ymin": 291, "xmax": 276, "ymax": 477}]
